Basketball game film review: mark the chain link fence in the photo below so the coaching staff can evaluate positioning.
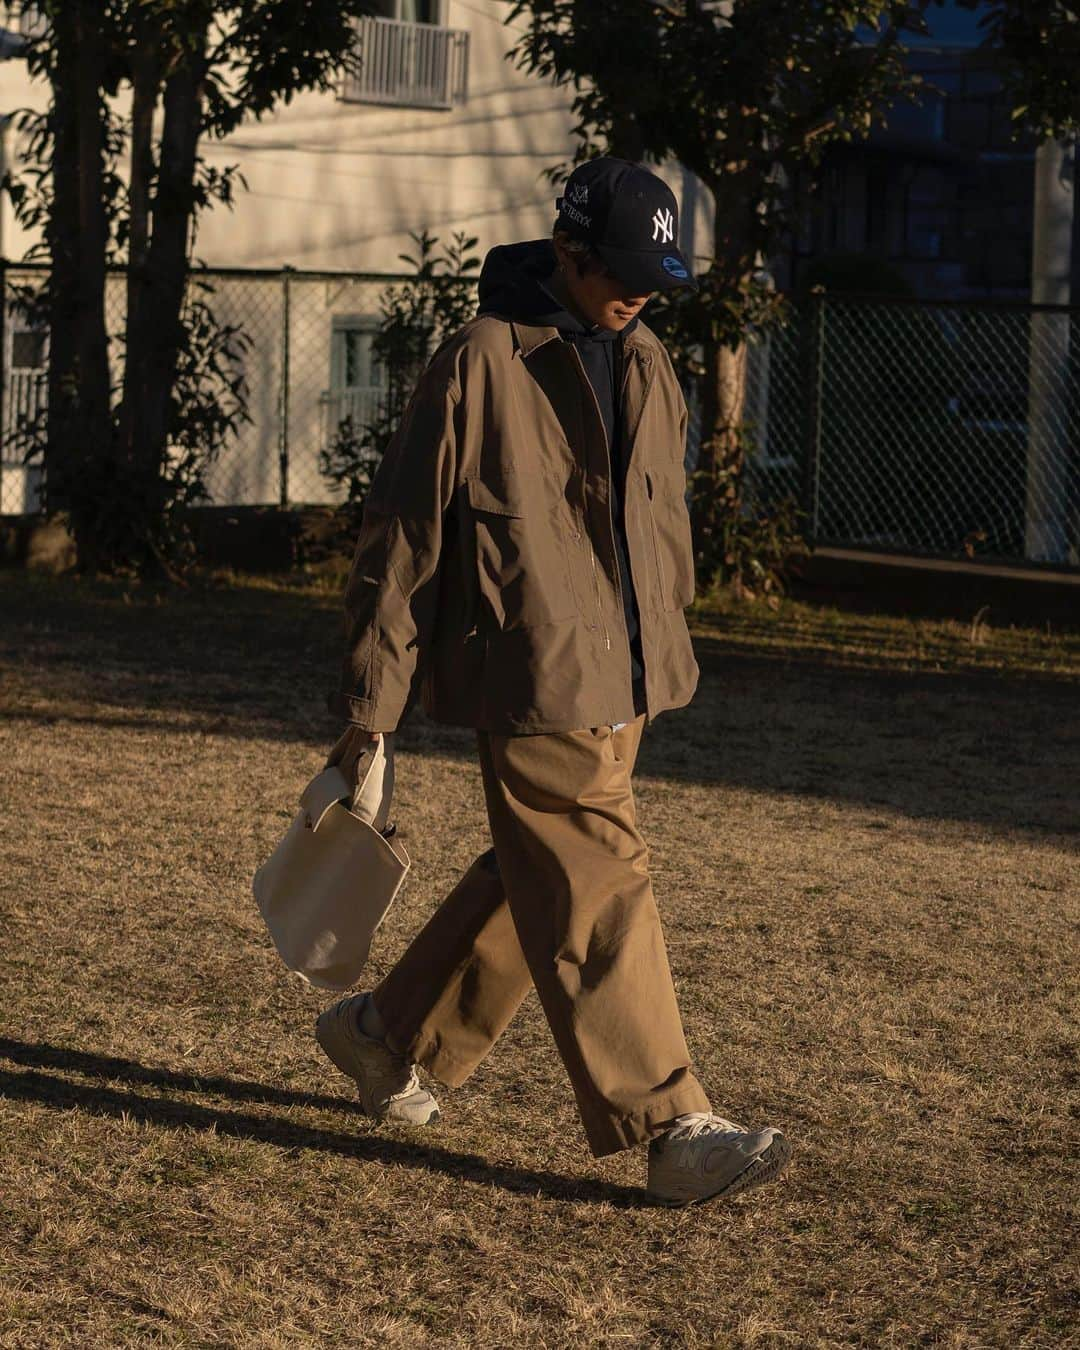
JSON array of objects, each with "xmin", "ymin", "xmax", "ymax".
[
  {"xmin": 742, "ymin": 295, "xmax": 1080, "ymax": 568},
  {"xmin": 2, "ymin": 265, "xmax": 1078, "ymax": 570},
  {"xmin": 0, "ymin": 263, "xmax": 404, "ymax": 515}
]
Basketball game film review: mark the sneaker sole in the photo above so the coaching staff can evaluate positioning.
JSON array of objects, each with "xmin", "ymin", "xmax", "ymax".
[
  {"xmin": 314, "ymin": 1010, "xmax": 441, "ymax": 1126},
  {"xmin": 648, "ymin": 1133, "xmax": 793, "ymax": 1208}
]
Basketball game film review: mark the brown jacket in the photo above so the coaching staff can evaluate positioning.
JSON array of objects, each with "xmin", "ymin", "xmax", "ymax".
[{"xmin": 329, "ymin": 313, "xmax": 699, "ymax": 735}]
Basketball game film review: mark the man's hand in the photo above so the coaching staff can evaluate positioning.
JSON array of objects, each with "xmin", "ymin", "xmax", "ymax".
[{"xmin": 326, "ymin": 724, "xmax": 383, "ymax": 790}]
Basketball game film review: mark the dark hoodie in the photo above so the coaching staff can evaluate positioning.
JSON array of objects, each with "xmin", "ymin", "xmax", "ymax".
[{"xmin": 476, "ymin": 239, "xmax": 646, "ymax": 702}]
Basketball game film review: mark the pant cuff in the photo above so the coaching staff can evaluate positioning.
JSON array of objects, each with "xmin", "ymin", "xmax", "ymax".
[
  {"xmin": 582, "ymin": 1080, "xmax": 713, "ymax": 1158},
  {"xmin": 379, "ymin": 1012, "xmax": 480, "ymax": 1090}
]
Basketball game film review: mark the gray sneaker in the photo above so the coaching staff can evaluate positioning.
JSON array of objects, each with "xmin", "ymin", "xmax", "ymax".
[
  {"xmin": 315, "ymin": 992, "xmax": 440, "ymax": 1125},
  {"xmin": 646, "ymin": 1111, "xmax": 791, "ymax": 1207}
]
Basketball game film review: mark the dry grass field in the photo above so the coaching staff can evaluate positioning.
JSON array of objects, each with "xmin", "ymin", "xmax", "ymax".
[{"xmin": 1, "ymin": 570, "xmax": 1077, "ymax": 1348}]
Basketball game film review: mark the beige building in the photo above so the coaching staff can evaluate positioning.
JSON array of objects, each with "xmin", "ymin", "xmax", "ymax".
[{"xmin": 0, "ymin": 2, "xmax": 710, "ymax": 510}]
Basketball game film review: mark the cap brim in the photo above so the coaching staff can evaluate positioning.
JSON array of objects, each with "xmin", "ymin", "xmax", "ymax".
[{"xmin": 594, "ymin": 243, "xmax": 699, "ymax": 293}]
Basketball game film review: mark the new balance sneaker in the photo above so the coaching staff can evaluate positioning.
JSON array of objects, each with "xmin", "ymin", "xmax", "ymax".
[
  {"xmin": 315, "ymin": 992, "xmax": 440, "ymax": 1125},
  {"xmin": 646, "ymin": 1111, "xmax": 791, "ymax": 1207}
]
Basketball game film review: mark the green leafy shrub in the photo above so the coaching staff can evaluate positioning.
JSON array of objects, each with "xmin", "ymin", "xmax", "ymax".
[{"xmin": 319, "ymin": 229, "xmax": 480, "ymax": 513}]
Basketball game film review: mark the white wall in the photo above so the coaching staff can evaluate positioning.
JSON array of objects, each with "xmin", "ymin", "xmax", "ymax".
[
  {"xmin": 195, "ymin": 1, "xmax": 580, "ymax": 271},
  {"xmin": 0, "ymin": 3, "xmax": 712, "ymax": 510},
  {"xmin": 0, "ymin": 2, "xmax": 712, "ymax": 271},
  {"xmin": 0, "ymin": 52, "xmax": 47, "ymax": 264}
]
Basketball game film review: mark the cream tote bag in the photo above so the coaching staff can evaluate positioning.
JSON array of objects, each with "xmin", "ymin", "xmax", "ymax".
[{"xmin": 253, "ymin": 735, "xmax": 410, "ymax": 990}]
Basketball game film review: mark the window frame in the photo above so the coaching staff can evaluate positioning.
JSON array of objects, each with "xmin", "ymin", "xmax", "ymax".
[
  {"xmin": 330, "ymin": 313, "xmax": 384, "ymax": 396},
  {"xmin": 371, "ymin": 0, "xmax": 447, "ymax": 24}
]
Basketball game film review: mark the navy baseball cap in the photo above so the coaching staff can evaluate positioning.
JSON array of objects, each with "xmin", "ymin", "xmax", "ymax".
[{"xmin": 555, "ymin": 156, "xmax": 698, "ymax": 293}]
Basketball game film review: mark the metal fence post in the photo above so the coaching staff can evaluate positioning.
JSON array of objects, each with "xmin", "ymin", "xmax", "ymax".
[
  {"xmin": 278, "ymin": 265, "xmax": 293, "ymax": 507},
  {"xmin": 800, "ymin": 292, "xmax": 824, "ymax": 544}
]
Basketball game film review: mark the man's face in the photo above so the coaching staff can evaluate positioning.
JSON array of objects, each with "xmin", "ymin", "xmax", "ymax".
[{"xmin": 555, "ymin": 239, "xmax": 652, "ymax": 332}]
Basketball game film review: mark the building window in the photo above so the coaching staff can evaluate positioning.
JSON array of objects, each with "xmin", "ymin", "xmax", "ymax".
[
  {"xmin": 324, "ymin": 317, "xmax": 384, "ymax": 452},
  {"xmin": 339, "ymin": 2, "xmax": 469, "ymax": 111},
  {"xmin": 5, "ymin": 321, "xmax": 48, "ymax": 438},
  {"xmin": 1, "ymin": 317, "xmax": 47, "ymax": 513},
  {"xmin": 373, "ymin": 0, "xmax": 442, "ymax": 20},
  {"xmin": 11, "ymin": 328, "xmax": 46, "ymax": 371},
  {"xmin": 905, "ymin": 166, "xmax": 950, "ymax": 260}
]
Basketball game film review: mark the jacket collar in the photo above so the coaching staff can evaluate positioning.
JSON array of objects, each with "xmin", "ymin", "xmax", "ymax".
[
  {"xmin": 511, "ymin": 319, "xmax": 655, "ymax": 363},
  {"xmin": 510, "ymin": 320, "xmax": 561, "ymax": 358}
]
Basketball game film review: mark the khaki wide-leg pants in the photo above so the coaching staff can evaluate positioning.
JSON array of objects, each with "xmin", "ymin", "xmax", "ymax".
[{"xmin": 374, "ymin": 713, "xmax": 711, "ymax": 1156}]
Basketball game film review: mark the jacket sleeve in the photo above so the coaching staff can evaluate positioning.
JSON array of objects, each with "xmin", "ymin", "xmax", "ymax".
[{"xmin": 327, "ymin": 358, "xmax": 462, "ymax": 732}]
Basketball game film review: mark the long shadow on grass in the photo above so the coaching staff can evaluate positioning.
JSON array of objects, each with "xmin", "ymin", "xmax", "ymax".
[
  {"xmin": 0, "ymin": 1039, "xmax": 645, "ymax": 1208},
  {"xmin": 4, "ymin": 574, "xmax": 1079, "ymax": 836}
]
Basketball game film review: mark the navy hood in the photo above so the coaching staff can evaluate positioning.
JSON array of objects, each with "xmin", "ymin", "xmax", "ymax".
[{"xmin": 476, "ymin": 238, "xmax": 638, "ymax": 344}]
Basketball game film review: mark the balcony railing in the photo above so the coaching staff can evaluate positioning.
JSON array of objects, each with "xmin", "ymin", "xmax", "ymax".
[{"xmin": 339, "ymin": 16, "xmax": 469, "ymax": 111}]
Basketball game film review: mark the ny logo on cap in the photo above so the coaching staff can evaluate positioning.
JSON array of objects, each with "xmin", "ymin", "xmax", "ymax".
[{"xmin": 651, "ymin": 206, "xmax": 674, "ymax": 244}]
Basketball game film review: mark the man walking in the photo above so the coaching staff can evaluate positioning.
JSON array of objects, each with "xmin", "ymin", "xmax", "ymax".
[{"xmin": 318, "ymin": 158, "xmax": 791, "ymax": 1206}]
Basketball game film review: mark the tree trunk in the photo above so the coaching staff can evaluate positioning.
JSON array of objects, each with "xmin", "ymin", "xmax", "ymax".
[
  {"xmin": 697, "ymin": 338, "xmax": 747, "ymax": 474},
  {"xmin": 127, "ymin": 22, "xmax": 207, "ymax": 574},
  {"xmin": 43, "ymin": 2, "xmax": 82, "ymax": 517},
  {"xmin": 69, "ymin": 1, "xmax": 113, "ymax": 571},
  {"xmin": 690, "ymin": 194, "xmax": 751, "ymax": 551},
  {"xmin": 117, "ymin": 24, "xmax": 161, "ymax": 477},
  {"xmin": 608, "ymin": 111, "xmax": 645, "ymax": 162}
]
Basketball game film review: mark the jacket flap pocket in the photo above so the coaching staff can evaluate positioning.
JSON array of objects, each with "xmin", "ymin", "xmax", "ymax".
[
  {"xmin": 299, "ymin": 766, "xmax": 351, "ymax": 831},
  {"xmin": 466, "ymin": 473, "xmax": 525, "ymax": 518}
]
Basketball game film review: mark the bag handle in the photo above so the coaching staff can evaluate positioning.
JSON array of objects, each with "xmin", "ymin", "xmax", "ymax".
[
  {"xmin": 352, "ymin": 734, "xmax": 393, "ymax": 832},
  {"xmin": 301, "ymin": 736, "xmax": 394, "ymax": 833},
  {"xmin": 299, "ymin": 766, "xmax": 352, "ymax": 832}
]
